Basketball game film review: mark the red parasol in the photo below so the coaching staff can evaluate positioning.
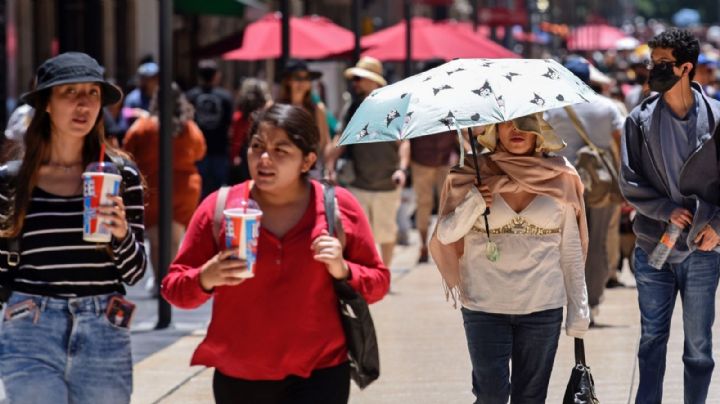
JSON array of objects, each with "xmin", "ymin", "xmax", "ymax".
[{"xmin": 223, "ymin": 13, "xmax": 354, "ymax": 60}]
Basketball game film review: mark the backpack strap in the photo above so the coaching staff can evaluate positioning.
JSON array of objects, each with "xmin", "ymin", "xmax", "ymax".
[
  {"xmin": 108, "ymin": 154, "xmax": 128, "ymax": 194},
  {"xmin": 564, "ymin": 106, "xmax": 600, "ymax": 152},
  {"xmin": 1, "ymin": 160, "xmax": 22, "ymax": 267},
  {"xmin": 213, "ymin": 186, "xmax": 232, "ymax": 247}
]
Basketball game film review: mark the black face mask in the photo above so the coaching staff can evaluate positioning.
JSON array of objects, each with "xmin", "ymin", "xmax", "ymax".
[{"xmin": 648, "ymin": 62, "xmax": 682, "ymax": 93}]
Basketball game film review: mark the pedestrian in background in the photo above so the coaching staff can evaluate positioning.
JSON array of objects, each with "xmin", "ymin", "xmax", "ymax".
[
  {"xmin": 431, "ymin": 114, "xmax": 590, "ymax": 403},
  {"xmin": 277, "ymin": 59, "xmax": 332, "ymax": 162},
  {"xmin": 545, "ymin": 57, "xmax": 625, "ymax": 324},
  {"xmin": 186, "ymin": 59, "xmax": 234, "ymax": 198},
  {"xmin": 123, "ymin": 82, "xmax": 206, "ymax": 296},
  {"xmin": 621, "ymin": 28, "xmax": 720, "ymax": 403},
  {"xmin": 0, "ymin": 52, "xmax": 147, "ymax": 404},
  {"xmin": 122, "ymin": 61, "xmax": 158, "ymax": 129},
  {"xmin": 162, "ymin": 104, "xmax": 390, "ymax": 404},
  {"xmin": 326, "ymin": 57, "xmax": 410, "ymax": 269},
  {"xmin": 409, "ymin": 59, "xmax": 458, "ymax": 264},
  {"xmin": 229, "ymin": 78, "xmax": 272, "ymax": 185}
]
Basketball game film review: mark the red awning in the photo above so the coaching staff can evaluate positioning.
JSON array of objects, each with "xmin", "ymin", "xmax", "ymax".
[
  {"xmin": 567, "ymin": 24, "xmax": 629, "ymax": 51},
  {"xmin": 361, "ymin": 17, "xmax": 519, "ymax": 61},
  {"xmin": 223, "ymin": 13, "xmax": 354, "ymax": 60}
]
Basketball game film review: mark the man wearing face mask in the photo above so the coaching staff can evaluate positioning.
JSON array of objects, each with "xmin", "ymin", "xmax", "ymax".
[{"xmin": 620, "ymin": 28, "xmax": 720, "ymax": 403}]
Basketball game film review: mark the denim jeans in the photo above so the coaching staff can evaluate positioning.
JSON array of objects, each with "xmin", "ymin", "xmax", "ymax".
[
  {"xmin": 634, "ymin": 247, "xmax": 720, "ymax": 404},
  {"xmin": 0, "ymin": 292, "xmax": 133, "ymax": 404},
  {"xmin": 461, "ymin": 307, "xmax": 563, "ymax": 404},
  {"xmin": 198, "ymin": 154, "xmax": 229, "ymax": 199}
]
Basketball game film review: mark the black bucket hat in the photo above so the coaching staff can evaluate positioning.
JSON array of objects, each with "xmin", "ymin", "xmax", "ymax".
[
  {"xmin": 282, "ymin": 59, "xmax": 322, "ymax": 80},
  {"xmin": 20, "ymin": 52, "xmax": 123, "ymax": 108}
]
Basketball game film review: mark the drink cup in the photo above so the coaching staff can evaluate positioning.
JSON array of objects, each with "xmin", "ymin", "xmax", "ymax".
[
  {"xmin": 224, "ymin": 208, "xmax": 263, "ymax": 278},
  {"xmin": 82, "ymin": 162, "xmax": 122, "ymax": 243}
]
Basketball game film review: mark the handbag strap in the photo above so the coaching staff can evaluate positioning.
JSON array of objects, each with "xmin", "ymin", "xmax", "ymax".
[
  {"xmin": 574, "ymin": 337, "xmax": 587, "ymax": 366},
  {"xmin": 323, "ymin": 183, "xmax": 337, "ymax": 238},
  {"xmin": 564, "ymin": 106, "xmax": 601, "ymax": 153}
]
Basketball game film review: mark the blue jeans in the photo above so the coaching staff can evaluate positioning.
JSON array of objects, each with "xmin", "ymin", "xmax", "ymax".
[
  {"xmin": 634, "ymin": 247, "xmax": 720, "ymax": 404},
  {"xmin": 198, "ymin": 154, "xmax": 229, "ymax": 199},
  {"xmin": 0, "ymin": 292, "xmax": 133, "ymax": 404},
  {"xmin": 461, "ymin": 307, "xmax": 562, "ymax": 404}
]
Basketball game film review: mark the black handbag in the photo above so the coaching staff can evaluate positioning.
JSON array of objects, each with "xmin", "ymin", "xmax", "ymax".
[
  {"xmin": 323, "ymin": 183, "xmax": 380, "ymax": 389},
  {"xmin": 564, "ymin": 338, "xmax": 600, "ymax": 404}
]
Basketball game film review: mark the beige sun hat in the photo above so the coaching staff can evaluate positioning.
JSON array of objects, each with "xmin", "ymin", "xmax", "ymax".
[
  {"xmin": 344, "ymin": 56, "xmax": 387, "ymax": 87},
  {"xmin": 476, "ymin": 113, "xmax": 566, "ymax": 153}
]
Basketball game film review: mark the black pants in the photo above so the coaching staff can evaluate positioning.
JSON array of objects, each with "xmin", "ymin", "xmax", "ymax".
[{"xmin": 213, "ymin": 362, "xmax": 350, "ymax": 404}]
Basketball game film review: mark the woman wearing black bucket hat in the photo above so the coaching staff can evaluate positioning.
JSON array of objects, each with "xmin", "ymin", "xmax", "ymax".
[
  {"xmin": 277, "ymin": 59, "xmax": 332, "ymax": 175},
  {"xmin": 0, "ymin": 52, "xmax": 147, "ymax": 404}
]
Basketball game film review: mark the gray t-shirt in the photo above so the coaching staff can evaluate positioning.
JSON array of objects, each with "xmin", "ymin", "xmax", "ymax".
[
  {"xmin": 544, "ymin": 95, "xmax": 624, "ymax": 161},
  {"xmin": 656, "ymin": 92, "xmax": 700, "ymax": 261},
  {"xmin": 658, "ymin": 93, "xmax": 699, "ymax": 207}
]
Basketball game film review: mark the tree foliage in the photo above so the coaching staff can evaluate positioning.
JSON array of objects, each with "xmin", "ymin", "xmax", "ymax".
[{"xmin": 634, "ymin": 0, "xmax": 719, "ymax": 24}]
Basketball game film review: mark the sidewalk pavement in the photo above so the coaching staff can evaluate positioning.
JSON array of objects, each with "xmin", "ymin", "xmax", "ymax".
[{"xmin": 130, "ymin": 237, "xmax": 720, "ymax": 404}]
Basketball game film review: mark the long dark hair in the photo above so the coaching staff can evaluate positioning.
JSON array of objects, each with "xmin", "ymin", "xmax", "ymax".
[{"xmin": 0, "ymin": 88, "xmax": 130, "ymax": 237}]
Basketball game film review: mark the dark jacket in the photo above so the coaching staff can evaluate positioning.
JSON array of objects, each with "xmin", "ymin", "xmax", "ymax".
[{"xmin": 620, "ymin": 83, "xmax": 720, "ymax": 258}]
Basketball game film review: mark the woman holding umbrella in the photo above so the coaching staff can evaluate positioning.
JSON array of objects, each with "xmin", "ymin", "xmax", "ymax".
[{"xmin": 430, "ymin": 113, "xmax": 590, "ymax": 402}]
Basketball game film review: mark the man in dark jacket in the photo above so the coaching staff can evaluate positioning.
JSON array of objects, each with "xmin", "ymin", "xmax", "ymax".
[
  {"xmin": 620, "ymin": 28, "xmax": 720, "ymax": 403},
  {"xmin": 186, "ymin": 59, "xmax": 234, "ymax": 198}
]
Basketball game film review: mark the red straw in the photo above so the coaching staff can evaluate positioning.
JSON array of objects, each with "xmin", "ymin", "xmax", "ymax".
[{"xmin": 99, "ymin": 143, "xmax": 106, "ymax": 164}]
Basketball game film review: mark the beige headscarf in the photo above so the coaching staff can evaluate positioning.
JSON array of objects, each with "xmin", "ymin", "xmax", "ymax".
[{"xmin": 429, "ymin": 151, "xmax": 589, "ymax": 306}]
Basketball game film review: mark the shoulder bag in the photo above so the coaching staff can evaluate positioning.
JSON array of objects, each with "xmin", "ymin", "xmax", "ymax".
[
  {"xmin": 565, "ymin": 106, "xmax": 623, "ymax": 208},
  {"xmin": 323, "ymin": 183, "xmax": 380, "ymax": 389}
]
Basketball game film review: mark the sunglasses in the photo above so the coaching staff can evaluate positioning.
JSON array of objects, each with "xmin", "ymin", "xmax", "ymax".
[{"xmin": 645, "ymin": 59, "xmax": 681, "ymax": 70}]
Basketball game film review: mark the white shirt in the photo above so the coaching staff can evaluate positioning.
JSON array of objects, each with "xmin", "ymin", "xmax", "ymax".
[{"xmin": 437, "ymin": 188, "xmax": 590, "ymax": 337}]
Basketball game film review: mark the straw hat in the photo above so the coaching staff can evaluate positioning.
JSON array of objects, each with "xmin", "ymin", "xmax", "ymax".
[
  {"xmin": 477, "ymin": 113, "xmax": 566, "ymax": 153},
  {"xmin": 344, "ymin": 56, "xmax": 387, "ymax": 86}
]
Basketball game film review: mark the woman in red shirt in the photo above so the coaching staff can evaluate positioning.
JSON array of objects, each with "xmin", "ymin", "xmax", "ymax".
[{"xmin": 162, "ymin": 103, "xmax": 390, "ymax": 404}]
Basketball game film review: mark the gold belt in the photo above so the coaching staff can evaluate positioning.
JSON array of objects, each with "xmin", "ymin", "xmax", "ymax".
[{"xmin": 472, "ymin": 216, "xmax": 560, "ymax": 236}]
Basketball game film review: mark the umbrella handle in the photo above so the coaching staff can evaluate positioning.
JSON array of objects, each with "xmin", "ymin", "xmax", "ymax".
[{"xmin": 467, "ymin": 127, "xmax": 491, "ymax": 217}]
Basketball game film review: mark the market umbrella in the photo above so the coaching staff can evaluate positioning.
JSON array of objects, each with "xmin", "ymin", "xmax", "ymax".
[
  {"xmin": 361, "ymin": 17, "xmax": 519, "ymax": 61},
  {"xmin": 567, "ymin": 24, "xmax": 628, "ymax": 51},
  {"xmin": 223, "ymin": 13, "xmax": 354, "ymax": 60},
  {"xmin": 336, "ymin": 58, "xmax": 596, "ymax": 252}
]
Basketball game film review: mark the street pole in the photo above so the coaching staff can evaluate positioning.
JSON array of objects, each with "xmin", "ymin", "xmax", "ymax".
[
  {"xmin": 156, "ymin": 0, "xmax": 172, "ymax": 330},
  {"xmin": 0, "ymin": 0, "xmax": 6, "ymax": 128},
  {"xmin": 280, "ymin": 0, "xmax": 290, "ymax": 71},
  {"xmin": 472, "ymin": 0, "xmax": 479, "ymax": 32},
  {"xmin": 351, "ymin": 0, "xmax": 361, "ymax": 63},
  {"xmin": 404, "ymin": 0, "xmax": 412, "ymax": 78}
]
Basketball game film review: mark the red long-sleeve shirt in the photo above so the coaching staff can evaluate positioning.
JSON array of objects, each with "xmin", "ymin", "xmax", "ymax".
[{"xmin": 161, "ymin": 180, "xmax": 390, "ymax": 380}]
